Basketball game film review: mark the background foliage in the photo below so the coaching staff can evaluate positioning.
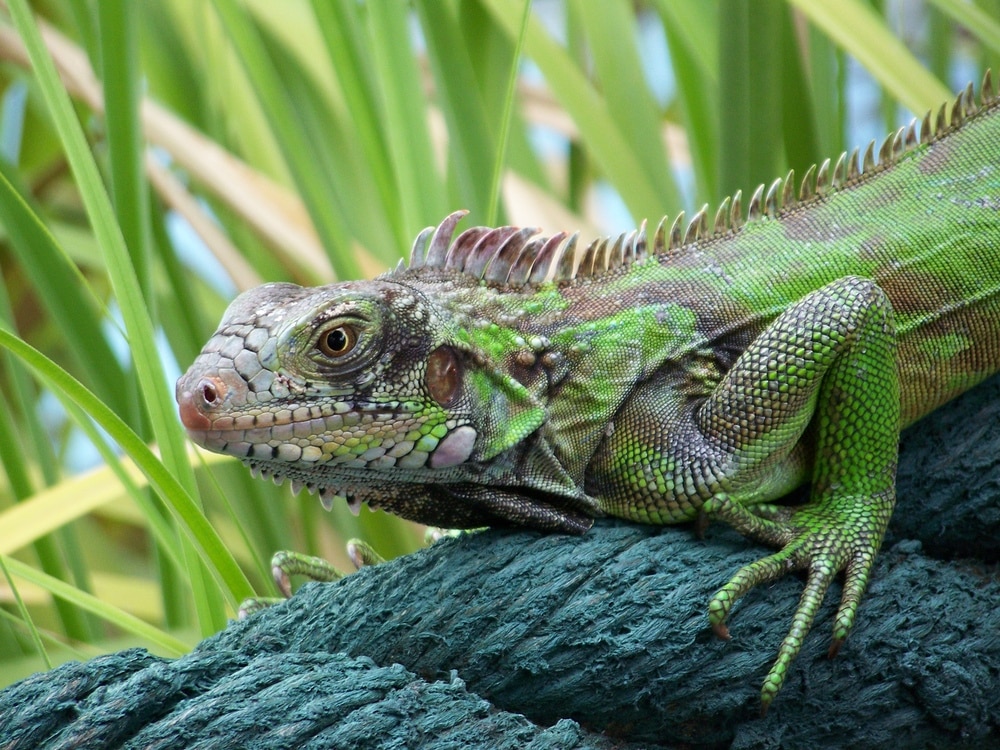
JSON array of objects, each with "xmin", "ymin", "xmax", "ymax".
[{"xmin": 0, "ymin": 0, "xmax": 996, "ymax": 688}]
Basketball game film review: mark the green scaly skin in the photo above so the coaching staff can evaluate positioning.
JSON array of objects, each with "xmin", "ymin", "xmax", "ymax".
[{"xmin": 177, "ymin": 74, "xmax": 1000, "ymax": 712}]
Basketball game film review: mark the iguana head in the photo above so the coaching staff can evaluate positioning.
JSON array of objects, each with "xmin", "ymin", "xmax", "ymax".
[
  {"xmin": 176, "ymin": 216, "xmax": 598, "ymax": 532},
  {"xmin": 177, "ymin": 276, "xmax": 481, "ymax": 475}
]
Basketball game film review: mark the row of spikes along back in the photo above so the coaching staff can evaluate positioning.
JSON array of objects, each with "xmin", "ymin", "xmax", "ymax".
[{"xmin": 394, "ymin": 70, "xmax": 996, "ymax": 290}]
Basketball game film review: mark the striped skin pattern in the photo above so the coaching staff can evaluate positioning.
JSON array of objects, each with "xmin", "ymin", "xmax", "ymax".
[{"xmin": 177, "ymin": 74, "xmax": 1000, "ymax": 711}]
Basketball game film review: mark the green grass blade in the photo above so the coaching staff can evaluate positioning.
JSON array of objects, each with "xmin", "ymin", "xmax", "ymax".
[
  {"xmin": 211, "ymin": 0, "xmax": 360, "ymax": 278},
  {"xmin": 8, "ymin": 0, "xmax": 227, "ymax": 633},
  {"xmin": 926, "ymin": 0, "xmax": 1000, "ymax": 59},
  {"xmin": 2, "ymin": 555, "xmax": 190, "ymax": 656},
  {"xmin": 414, "ymin": 0, "xmax": 503, "ymax": 227},
  {"xmin": 574, "ymin": 2, "xmax": 676, "ymax": 210},
  {"xmin": 654, "ymin": 0, "xmax": 719, "ymax": 203},
  {"xmin": 484, "ymin": 0, "xmax": 530, "ymax": 227},
  {"xmin": 308, "ymin": 0, "xmax": 403, "ymax": 250},
  {"xmin": 365, "ymin": 1, "xmax": 447, "ymax": 236},
  {"xmin": 97, "ymin": 0, "xmax": 152, "ymax": 303},
  {"xmin": 787, "ymin": 0, "xmax": 951, "ymax": 113},
  {"xmin": 480, "ymin": 0, "xmax": 672, "ymax": 224},
  {"xmin": 0, "ymin": 555, "xmax": 50, "ymax": 671},
  {"xmin": 8, "ymin": 1, "xmax": 195, "ymax": 495},
  {"xmin": 0, "ymin": 161, "xmax": 134, "ymax": 422},
  {"xmin": 777, "ymin": 5, "xmax": 820, "ymax": 177},
  {"xmin": 0, "ymin": 328, "xmax": 253, "ymax": 607}
]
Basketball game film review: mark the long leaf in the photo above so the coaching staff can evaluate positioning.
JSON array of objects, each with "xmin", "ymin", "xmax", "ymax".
[
  {"xmin": 8, "ymin": 0, "xmax": 228, "ymax": 633},
  {"xmin": 2, "ymin": 556, "xmax": 189, "ymax": 656},
  {"xmin": 574, "ymin": 1, "xmax": 676, "ymax": 208},
  {"xmin": 788, "ymin": 0, "xmax": 951, "ymax": 113},
  {"xmin": 480, "ymin": 0, "xmax": 672, "ymax": 224},
  {"xmin": 211, "ymin": 0, "xmax": 361, "ymax": 278},
  {"xmin": 926, "ymin": 0, "xmax": 1000, "ymax": 59},
  {"xmin": 0, "ymin": 328, "xmax": 253, "ymax": 607},
  {"xmin": 365, "ymin": 1, "xmax": 448, "ymax": 236}
]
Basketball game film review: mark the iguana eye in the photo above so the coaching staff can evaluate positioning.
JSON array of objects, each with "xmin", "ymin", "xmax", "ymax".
[{"xmin": 317, "ymin": 325, "xmax": 357, "ymax": 357}]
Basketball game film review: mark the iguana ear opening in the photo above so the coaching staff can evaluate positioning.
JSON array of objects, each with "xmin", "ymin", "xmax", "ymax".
[{"xmin": 426, "ymin": 345, "xmax": 461, "ymax": 407}]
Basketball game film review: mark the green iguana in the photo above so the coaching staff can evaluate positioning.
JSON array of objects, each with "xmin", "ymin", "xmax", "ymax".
[{"xmin": 176, "ymin": 73, "xmax": 1000, "ymax": 712}]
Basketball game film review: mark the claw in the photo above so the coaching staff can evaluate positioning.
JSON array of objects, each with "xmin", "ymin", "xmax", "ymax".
[
  {"xmin": 710, "ymin": 494, "xmax": 884, "ymax": 712},
  {"xmin": 269, "ymin": 549, "xmax": 349, "ymax": 599},
  {"xmin": 694, "ymin": 508, "xmax": 711, "ymax": 539},
  {"xmin": 711, "ymin": 621, "xmax": 730, "ymax": 641},
  {"xmin": 828, "ymin": 636, "xmax": 845, "ymax": 659},
  {"xmin": 346, "ymin": 539, "xmax": 385, "ymax": 568},
  {"xmin": 272, "ymin": 563, "xmax": 293, "ymax": 598}
]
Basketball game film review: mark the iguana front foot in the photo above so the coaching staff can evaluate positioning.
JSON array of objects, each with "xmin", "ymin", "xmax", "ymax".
[
  {"xmin": 704, "ymin": 493, "xmax": 887, "ymax": 714},
  {"xmin": 238, "ymin": 541, "xmax": 384, "ymax": 617}
]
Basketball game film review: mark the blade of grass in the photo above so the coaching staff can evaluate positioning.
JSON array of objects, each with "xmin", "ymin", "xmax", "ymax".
[
  {"xmin": 0, "ymin": 391, "xmax": 96, "ymax": 641},
  {"xmin": 309, "ymin": 0, "xmax": 402, "ymax": 251},
  {"xmin": 778, "ymin": 4, "xmax": 820, "ymax": 178},
  {"xmin": 95, "ymin": 0, "xmax": 202, "ymax": 630},
  {"xmin": 654, "ymin": 0, "xmax": 719, "ymax": 204},
  {"xmin": 413, "ymin": 0, "xmax": 498, "ymax": 226},
  {"xmin": 253, "ymin": 20, "xmax": 399, "ymax": 270},
  {"xmin": 2, "ymin": 555, "xmax": 189, "ymax": 656},
  {"xmin": 926, "ymin": 0, "xmax": 1000, "ymax": 59},
  {"xmin": 0, "ymin": 328, "xmax": 253, "ymax": 608},
  {"xmin": 0, "ymin": 554, "xmax": 50, "ymax": 671},
  {"xmin": 805, "ymin": 20, "xmax": 844, "ymax": 158},
  {"xmin": 480, "ymin": 0, "xmax": 669, "ymax": 224},
  {"xmin": 484, "ymin": 0, "xmax": 530, "ymax": 227},
  {"xmin": 210, "ymin": 0, "xmax": 360, "ymax": 278},
  {"xmin": 574, "ymin": 2, "xmax": 676, "ymax": 211},
  {"xmin": 98, "ymin": 0, "xmax": 151, "ymax": 304},
  {"xmin": 0, "ymin": 159, "xmax": 134, "ymax": 422},
  {"xmin": 8, "ymin": 0, "xmax": 227, "ymax": 633},
  {"xmin": 717, "ymin": 0, "xmax": 751, "ymax": 195},
  {"xmin": 0, "ymin": 171, "xmax": 111, "ymax": 642},
  {"xmin": 365, "ymin": 1, "xmax": 447, "ymax": 236},
  {"xmin": 787, "ymin": 0, "xmax": 951, "ymax": 113}
]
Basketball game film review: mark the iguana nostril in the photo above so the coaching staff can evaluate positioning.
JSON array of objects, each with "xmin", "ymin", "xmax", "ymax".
[
  {"xmin": 176, "ymin": 375, "xmax": 229, "ymax": 431},
  {"xmin": 201, "ymin": 380, "xmax": 221, "ymax": 405}
]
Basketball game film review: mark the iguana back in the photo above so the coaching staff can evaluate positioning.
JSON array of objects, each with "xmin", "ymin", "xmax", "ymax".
[{"xmin": 392, "ymin": 80, "xmax": 1000, "ymax": 430}]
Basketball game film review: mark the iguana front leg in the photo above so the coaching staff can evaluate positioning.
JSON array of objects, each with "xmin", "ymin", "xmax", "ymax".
[{"xmin": 587, "ymin": 275, "xmax": 900, "ymax": 712}]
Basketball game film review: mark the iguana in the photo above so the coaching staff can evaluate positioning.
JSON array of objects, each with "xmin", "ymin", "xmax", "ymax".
[{"xmin": 176, "ymin": 73, "xmax": 1000, "ymax": 712}]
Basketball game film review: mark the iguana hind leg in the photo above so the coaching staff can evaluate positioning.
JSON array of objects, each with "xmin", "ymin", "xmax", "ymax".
[{"xmin": 587, "ymin": 275, "xmax": 900, "ymax": 711}]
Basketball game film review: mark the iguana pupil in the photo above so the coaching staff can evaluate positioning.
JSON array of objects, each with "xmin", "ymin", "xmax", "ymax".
[{"xmin": 319, "ymin": 326, "xmax": 354, "ymax": 357}]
